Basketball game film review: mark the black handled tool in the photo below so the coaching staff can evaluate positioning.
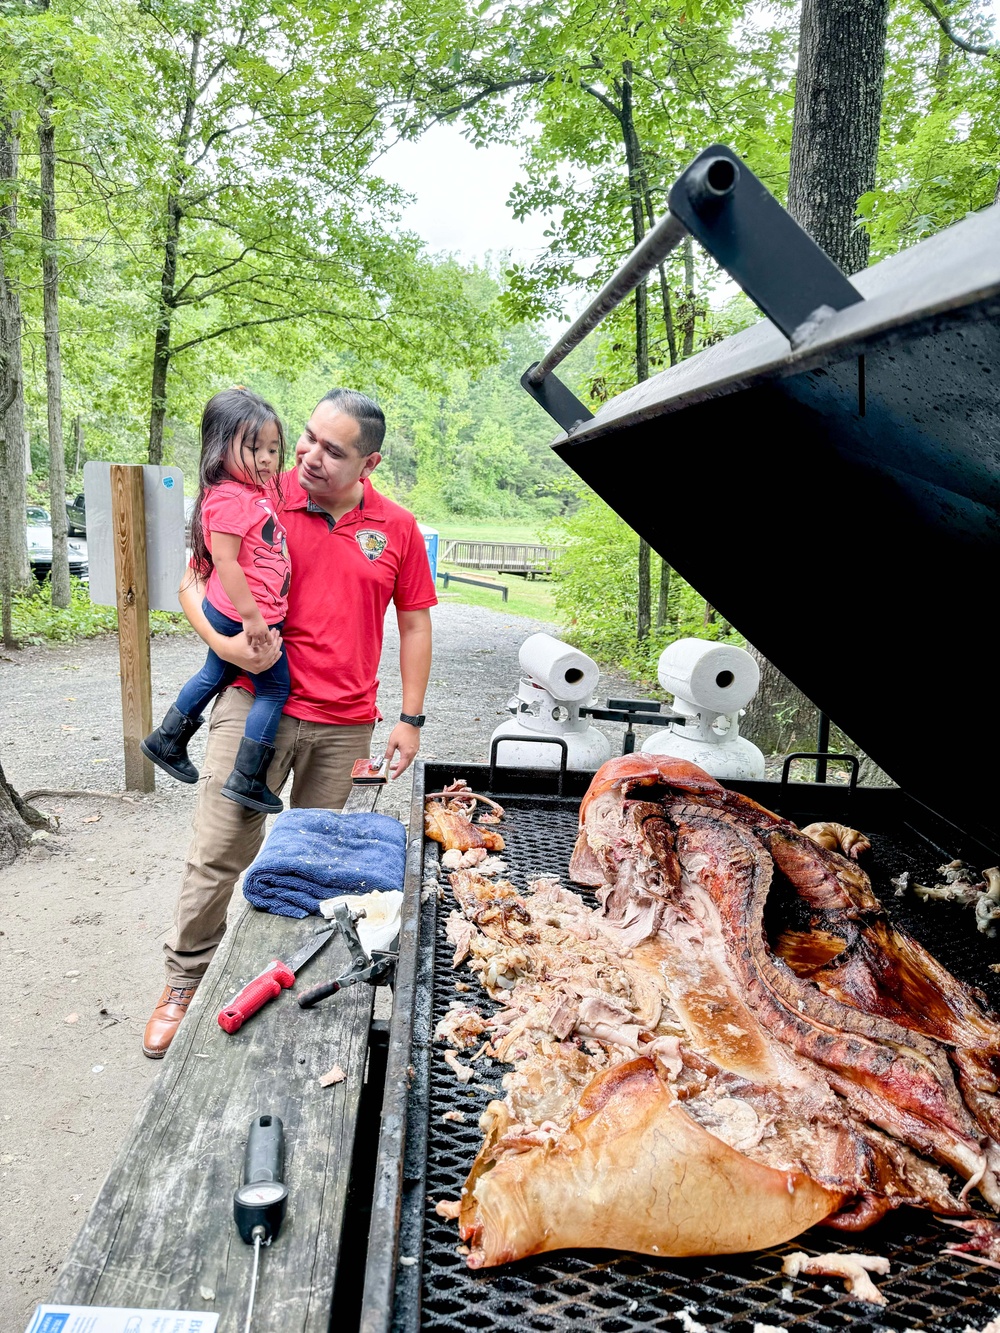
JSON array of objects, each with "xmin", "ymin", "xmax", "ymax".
[
  {"xmin": 234, "ymin": 1114, "xmax": 288, "ymax": 1333},
  {"xmin": 297, "ymin": 900, "xmax": 396, "ymax": 1008}
]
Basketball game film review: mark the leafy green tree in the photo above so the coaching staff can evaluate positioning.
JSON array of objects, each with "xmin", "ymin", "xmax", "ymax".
[
  {"xmin": 385, "ymin": 0, "xmax": 797, "ymax": 638},
  {"xmin": 1, "ymin": 0, "xmax": 509, "ymax": 513},
  {"xmin": 862, "ymin": 0, "xmax": 1000, "ymax": 256},
  {"xmin": 1, "ymin": 0, "xmax": 160, "ymax": 609},
  {"xmin": 34, "ymin": 0, "xmax": 71, "ymax": 605},
  {"xmin": 0, "ymin": 110, "xmax": 29, "ymax": 641},
  {"xmin": 124, "ymin": 0, "xmax": 501, "ymax": 463}
]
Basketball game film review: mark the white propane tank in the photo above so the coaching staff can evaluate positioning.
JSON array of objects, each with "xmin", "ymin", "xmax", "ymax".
[
  {"xmin": 490, "ymin": 633, "xmax": 612, "ymax": 772},
  {"xmin": 640, "ymin": 638, "xmax": 765, "ymax": 779}
]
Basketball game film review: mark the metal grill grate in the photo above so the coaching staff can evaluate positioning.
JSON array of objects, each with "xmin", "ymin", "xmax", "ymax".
[{"xmin": 416, "ymin": 796, "xmax": 1000, "ymax": 1333}]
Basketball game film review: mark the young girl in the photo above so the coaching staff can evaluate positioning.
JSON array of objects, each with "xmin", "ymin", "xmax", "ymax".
[{"xmin": 142, "ymin": 387, "xmax": 291, "ymax": 814}]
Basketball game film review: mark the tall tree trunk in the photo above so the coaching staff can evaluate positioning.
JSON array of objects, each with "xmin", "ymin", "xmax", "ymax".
[
  {"xmin": 149, "ymin": 288, "xmax": 173, "ymax": 465},
  {"xmin": 787, "ymin": 0, "xmax": 890, "ymax": 275},
  {"xmin": 0, "ymin": 223, "xmax": 17, "ymax": 649},
  {"xmin": 637, "ymin": 534, "xmax": 651, "ymax": 642},
  {"xmin": 620, "ymin": 63, "xmax": 652, "ymax": 643},
  {"xmin": 681, "ymin": 237, "xmax": 696, "ymax": 357},
  {"xmin": 656, "ymin": 558, "xmax": 671, "ymax": 629},
  {"xmin": 1, "ymin": 112, "xmax": 30, "ymax": 647},
  {"xmin": 148, "ymin": 31, "xmax": 201, "ymax": 465},
  {"xmin": 656, "ymin": 268, "xmax": 677, "ymax": 366},
  {"xmin": 741, "ymin": 645, "xmax": 816, "ymax": 756},
  {"xmin": 743, "ymin": 0, "xmax": 892, "ymax": 771},
  {"xmin": 39, "ymin": 87, "xmax": 71, "ymax": 608},
  {"xmin": 0, "ymin": 755, "xmax": 50, "ymax": 866},
  {"xmin": 638, "ymin": 182, "xmax": 677, "ymax": 367}
]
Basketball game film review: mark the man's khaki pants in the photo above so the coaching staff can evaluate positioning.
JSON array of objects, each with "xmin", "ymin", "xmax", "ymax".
[{"xmin": 164, "ymin": 687, "xmax": 373, "ymax": 986}]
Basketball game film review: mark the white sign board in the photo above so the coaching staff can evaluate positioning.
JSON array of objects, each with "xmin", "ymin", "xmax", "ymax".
[{"xmin": 84, "ymin": 463, "xmax": 186, "ymax": 613}]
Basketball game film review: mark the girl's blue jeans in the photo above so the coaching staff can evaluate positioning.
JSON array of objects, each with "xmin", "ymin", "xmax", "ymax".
[{"xmin": 174, "ymin": 598, "xmax": 290, "ymax": 747}]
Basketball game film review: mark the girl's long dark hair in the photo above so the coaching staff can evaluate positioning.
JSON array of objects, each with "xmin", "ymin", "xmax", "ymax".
[{"xmin": 188, "ymin": 387, "xmax": 286, "ymax": 578}]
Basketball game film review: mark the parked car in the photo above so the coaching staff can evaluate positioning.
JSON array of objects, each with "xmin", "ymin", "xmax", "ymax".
[
  {"xmin": 66, "ymin": 492, "xmax": 86, "ymax": 536},
  {"xmin": 26, "ymin": 506, "xmax": 89, "ymax": 582},
  {"xmin": 184, "ymin": 495, "xmax": 195, "ymax": 545}
]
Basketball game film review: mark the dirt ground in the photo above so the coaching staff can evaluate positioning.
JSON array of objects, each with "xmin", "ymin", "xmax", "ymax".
[{"xmin": 0, "ymin": 602, "xmax": 638, "ymax": 1330}]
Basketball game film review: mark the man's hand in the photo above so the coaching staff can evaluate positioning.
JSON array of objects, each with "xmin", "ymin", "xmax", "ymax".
[
  {"xmin": 219, "ymin": 626, "xmax": 282, "ymax": 673},
  {"xmin": 384, "ymin": 721, "xmax": 421, "ymax": 779},
  {"xmin": 178, "ymin": 570, "xmax": 282, "ymax": 672}
]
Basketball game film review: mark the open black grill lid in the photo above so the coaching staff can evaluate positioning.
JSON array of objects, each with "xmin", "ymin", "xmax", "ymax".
[{"xmin": 528, "ymin": 151, "xmax": 1000, "ymax": 845}]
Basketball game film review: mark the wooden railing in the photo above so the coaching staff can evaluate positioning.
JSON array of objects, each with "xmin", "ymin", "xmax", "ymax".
[{"xmin": 440, "ymin": 539, "xmax": 563, "ymax": 575}]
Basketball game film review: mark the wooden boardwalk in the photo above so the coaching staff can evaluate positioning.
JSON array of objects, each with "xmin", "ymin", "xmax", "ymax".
[{"xmin": 440, "ymin": 538, "xmax": 562, "ymax": 576}]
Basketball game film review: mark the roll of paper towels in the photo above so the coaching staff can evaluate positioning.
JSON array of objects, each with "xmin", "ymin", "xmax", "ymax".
[
  {"xmin": 318, "ymin": 889, "xmax": 403, "ymax": 953},
  {"xmin": 658, "ymin": 638, "xmax": 760, "ymax": 713},
  {"xmin": 518, "ymin": 633, "xmax": 600, "ymax": 703}
]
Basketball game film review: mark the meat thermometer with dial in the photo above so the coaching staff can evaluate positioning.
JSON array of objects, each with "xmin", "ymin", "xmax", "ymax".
[{"xmin": 233, "ymin": 1113, "xmax": 288, "ymax": 1333}]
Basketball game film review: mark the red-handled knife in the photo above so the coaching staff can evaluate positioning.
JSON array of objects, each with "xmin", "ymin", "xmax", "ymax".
[{"xmin": 218, "ymin": 925, "xmax": 337, "ymax": 1033}]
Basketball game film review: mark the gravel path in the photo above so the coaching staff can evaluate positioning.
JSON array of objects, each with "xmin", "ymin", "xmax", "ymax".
[
  {"xmin": 0, "ymin": 603, "xmax": 641, "ymax": 1328},
  {"xmin": 2, "ymin": 603, "xmax": 639, "ymax": 824}
]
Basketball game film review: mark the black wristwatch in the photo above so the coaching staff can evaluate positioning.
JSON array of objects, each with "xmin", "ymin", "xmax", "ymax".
[{"xmin": 399, "ymin": 711, "xmax": 426, "ymax": 728}]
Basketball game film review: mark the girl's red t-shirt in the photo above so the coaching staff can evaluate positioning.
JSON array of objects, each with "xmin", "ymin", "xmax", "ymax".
[{"xmin": 201, "ymin": 480, "xmax": 290, "ymax": 624}]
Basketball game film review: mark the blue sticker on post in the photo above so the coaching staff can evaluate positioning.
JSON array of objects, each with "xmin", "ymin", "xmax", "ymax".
[{"xmin": 162, "ymin": 476, "xmax": 175, "ymax": 489}]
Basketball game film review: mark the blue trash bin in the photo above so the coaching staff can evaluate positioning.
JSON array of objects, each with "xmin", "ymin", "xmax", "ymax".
[{"xmin": 418, "ymin": 524, "xmax": 439, "ymax": 584}]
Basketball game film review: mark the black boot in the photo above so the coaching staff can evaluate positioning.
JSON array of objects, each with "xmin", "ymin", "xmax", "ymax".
[
  {"xmin": 221, "ymin": 737, "xmax": 283, "ymax": 814},
  {"xmin": 141, "ymin": 705, "xmax": 202, "ymax": 783}
]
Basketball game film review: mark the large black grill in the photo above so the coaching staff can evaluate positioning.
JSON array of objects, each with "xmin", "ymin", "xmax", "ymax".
[
  {"xmin": 356, "ymin": 171, "xmax": 1000, "ymax": 1333},
  {"xmin": 376, "ymin": 761, "xmax": 1000, "ymax": 1333}
]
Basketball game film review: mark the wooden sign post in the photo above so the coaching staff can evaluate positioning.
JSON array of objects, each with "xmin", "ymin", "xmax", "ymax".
[{"xmin": 110, "ymin": 464, "xmax": 154, "ymax": 792}]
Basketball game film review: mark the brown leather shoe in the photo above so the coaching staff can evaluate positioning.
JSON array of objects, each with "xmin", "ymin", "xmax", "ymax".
[{"xmin": 142, "ymin": 984, "xmax": 199, "ymax": 1059}]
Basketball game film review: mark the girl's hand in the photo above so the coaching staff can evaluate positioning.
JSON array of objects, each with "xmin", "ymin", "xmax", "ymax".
[
  {"xmin": 217, "ymin": 627, "xmax": 282, "ymax": 672},
  {"xmin": 243, "ymin": 612, "xmax": 270, "ymax": 650}
]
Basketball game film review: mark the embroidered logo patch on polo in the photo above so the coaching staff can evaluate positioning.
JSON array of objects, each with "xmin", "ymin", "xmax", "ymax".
[{"xmin": 356, "ymin": 529, "xmax": 389, "ymax": 561}]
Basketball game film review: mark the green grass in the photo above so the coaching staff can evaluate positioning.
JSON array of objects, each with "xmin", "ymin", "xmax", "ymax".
[
  {"xmin": 427, "ymin": 518, "xmax": 562, "ymax": 619},
  {"xmin": 435, "ymin": 563, "xmax": 557, "ymax": 620}
]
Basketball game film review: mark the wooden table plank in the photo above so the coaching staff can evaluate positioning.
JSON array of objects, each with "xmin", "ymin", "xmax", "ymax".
[
  {"xmin": 51, "ymin": 905, "xmax": 375, "ymax": 1330},
  {"xmin": 342, "ymin": 781, "xmax": 383, "ymax": 815},
  {"xmin": 50, "ymin": 775, "xmax": 390, "ymax": 1328}
]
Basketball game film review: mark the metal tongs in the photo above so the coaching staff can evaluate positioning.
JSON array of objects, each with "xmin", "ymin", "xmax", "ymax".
[{"xmin": 295, "ymin": 900, "xmax": 396, "ymax": 1009}]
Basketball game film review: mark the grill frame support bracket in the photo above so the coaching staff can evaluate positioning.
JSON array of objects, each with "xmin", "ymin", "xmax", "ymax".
[
  {"xmin": 667, "ymin": 144, "xmax": 864, "ymax": 343},
  {"xmin": 523, "ymin": 143, "xmax": 866, "ymax": 431}
]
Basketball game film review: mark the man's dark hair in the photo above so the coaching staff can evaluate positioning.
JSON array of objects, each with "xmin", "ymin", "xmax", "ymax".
[{"xmin": 318, "ymin": 388, "xmax": 386, "ymax": 456}]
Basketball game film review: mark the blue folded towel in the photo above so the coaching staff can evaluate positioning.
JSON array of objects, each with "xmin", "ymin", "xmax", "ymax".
[{"xmin": 242, "ymin": 808, "xmax": 407, "ymax": 918}]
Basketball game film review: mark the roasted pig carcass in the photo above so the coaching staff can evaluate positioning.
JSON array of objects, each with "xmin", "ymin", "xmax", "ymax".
[{"xmin": 444, "ymin": 754, "xmax": 1000, "ymax": 1269}]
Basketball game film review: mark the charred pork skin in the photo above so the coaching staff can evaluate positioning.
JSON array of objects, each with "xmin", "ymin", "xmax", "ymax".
[{"xmin": 424, "ymin": 789, "xmax": 506, "ymax": 853}]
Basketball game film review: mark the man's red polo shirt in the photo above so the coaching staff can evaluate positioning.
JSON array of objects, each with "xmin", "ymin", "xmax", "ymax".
[{"xmin": 234, "ymin": 471, "xmax": 436, "ymax": 725}]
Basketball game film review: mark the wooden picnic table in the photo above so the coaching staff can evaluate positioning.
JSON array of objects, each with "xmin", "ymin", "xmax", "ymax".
[{"xmin": 49, "ymin": 782, "xmax": 386, "ymax": 1331}]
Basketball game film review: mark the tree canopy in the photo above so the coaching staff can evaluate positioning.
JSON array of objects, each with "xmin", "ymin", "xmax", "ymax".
[{"xmin": 1, "ymin": 0, "xmax": 997, "ymax": 663}]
